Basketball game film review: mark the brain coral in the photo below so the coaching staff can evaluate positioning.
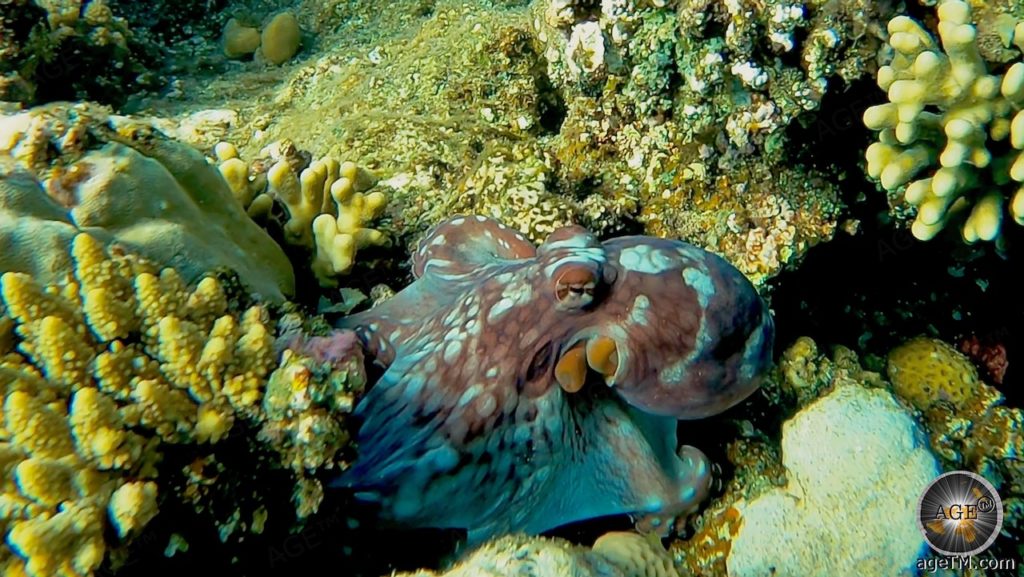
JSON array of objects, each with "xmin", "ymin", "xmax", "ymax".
[{"xmin": 0, "ymin": 102, "xmax": 295, "ymax": 302}]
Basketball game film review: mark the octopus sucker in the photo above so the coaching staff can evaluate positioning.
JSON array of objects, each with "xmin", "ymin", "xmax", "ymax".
[{"xmin": 331, "ymin": 214, "xmax": 774, "ymax": 542}]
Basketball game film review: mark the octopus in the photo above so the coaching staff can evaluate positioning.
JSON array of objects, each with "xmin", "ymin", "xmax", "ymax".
[{"xmin": 332, "ymin": 215, "xmax": 775, "ymax": 543}]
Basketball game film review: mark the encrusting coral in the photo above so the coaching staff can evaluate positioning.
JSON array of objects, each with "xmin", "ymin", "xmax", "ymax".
[
  {"xmin": 864, "ymin": 0, "xmax": 1024, "ymax": 243},
  {"xmin": 886, "ymin": 336, "xmax": 1024, "ymax": 523},
  {"xmin": 0, "ymin": 232, "xmax": 364, "ymax": 576},
  {"xmin": 213, "ymin": 141, "xmax": 389, "ymax": 286},
  {"xmin": 0, "ymin": 102, "xmax": 295, "ymax": 302},
  {"xmin": 258, "ymin": 329, "xmax": 366, "ymax": 519}
]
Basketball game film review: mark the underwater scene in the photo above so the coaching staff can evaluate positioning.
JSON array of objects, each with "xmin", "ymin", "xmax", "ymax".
[{"xmin": 1, "ymin": 0, "xmax": 1024, "ymax": 575}]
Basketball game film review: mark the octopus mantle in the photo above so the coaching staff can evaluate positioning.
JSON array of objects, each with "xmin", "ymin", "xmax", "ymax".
[{"xmin": 333, "ymin": 215, "xmax": 774, "ymax": 542}]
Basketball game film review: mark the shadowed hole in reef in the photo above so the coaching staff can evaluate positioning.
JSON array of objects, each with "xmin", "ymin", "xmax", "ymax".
[
  {"xmin": 767, "ymin": 216, "xmax": 1022, "ymax": 397},
  {"xmin": 537, "ymin": 81, "xmax": 568, "ymax": 135}
]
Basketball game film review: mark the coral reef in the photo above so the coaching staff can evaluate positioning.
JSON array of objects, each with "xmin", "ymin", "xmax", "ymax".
[
  {"xmin": 0, "ymin": 232, "xmax": 273, "ymax": 575},
  {"xmin": 213, "ymin": 141, "xmax": 390, "ymax": 287},
  {"xmin": 531, "ymin": 0, "xmax": 856, "ymax": 284},
  {"xmin": 864, "ymin": 1, "xmax": 1024, "ymax": 243},
  {"xmin": 335, "ymin": 214, "xmax": 774, "ymax": 541},
  {"xmin": 672, "ymin": 338, "xmax": 960, "ymax": 577},
  {"xmin": 129, "ymin": 0, "xmax": 869, "ymax": 286},
  {"xmin": 10, "ymin": 0, "xmax": 1022, "ymax": 575},
  {"xmin": 0, "ymin": 102, "xmax": 295, "ymax": 302},
  {"xmin": 0, "ymin": 0, "xmax": 164, "ymax": 106},
  {"xmin": 395, "ymin": 532, "xmax": 679, "ymax": 577},
  {"xmin": 533, "ymin": 0, "xmax": 888, "ymax": 130},
  {"xmin": 0, "ymin": 231, "xmax": 364, "ymax": 576}
]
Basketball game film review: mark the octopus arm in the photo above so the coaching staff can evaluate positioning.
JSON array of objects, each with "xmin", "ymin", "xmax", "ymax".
[
  {"xmin": 336, "ymin": 273, "xmax": 465, "ymax": 367},
  {"xmin": 525, "ymin": 402, "xmax": 710, "ymax": 535},
  {"xmin": 330, "ymin": 353, "xmax": 461, "ymax": 503}
]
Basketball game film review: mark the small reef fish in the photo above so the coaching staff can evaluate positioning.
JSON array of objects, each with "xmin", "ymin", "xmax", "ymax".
[{"xmin": 332, "ymin": 215, "xmax": 774, "ymax": 542}]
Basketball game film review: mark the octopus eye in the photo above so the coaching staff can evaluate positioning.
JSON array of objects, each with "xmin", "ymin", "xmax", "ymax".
[{"xmin": 554, "ymin": 264, "xmax": 598, "ymax": 310}]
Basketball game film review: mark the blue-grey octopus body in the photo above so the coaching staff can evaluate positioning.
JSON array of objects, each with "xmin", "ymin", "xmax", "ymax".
[{"xmin": 333, "ymin": 215, "xmax": 774, "ymax": 542}]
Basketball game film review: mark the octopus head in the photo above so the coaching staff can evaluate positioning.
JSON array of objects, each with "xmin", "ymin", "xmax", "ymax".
[{"xmin": 555, "ymin": 237, "xmax": 775, "ymax": 419}]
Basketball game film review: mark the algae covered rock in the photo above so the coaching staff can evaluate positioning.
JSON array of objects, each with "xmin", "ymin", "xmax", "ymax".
[
  {"xmin": 0, "ymin": 102, "xmax": 294, "ymax": 302},
  {"xmin": 259, "ymin": 11, "xmax": 302, "ymax": 65},
  {"xmin": 727, "ymin": 384, "xmax": 939, "ymax": 577}
]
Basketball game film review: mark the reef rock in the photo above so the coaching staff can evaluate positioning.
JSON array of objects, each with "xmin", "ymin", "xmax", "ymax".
[{"xmin": 727, "ymin": 383, "xmax": 939, "ymax": 577}]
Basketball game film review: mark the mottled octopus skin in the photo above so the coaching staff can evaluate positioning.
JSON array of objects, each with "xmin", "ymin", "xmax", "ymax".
[{"xmin": 333, "ymin": 215, "xmax": 774, "ymax": 542}]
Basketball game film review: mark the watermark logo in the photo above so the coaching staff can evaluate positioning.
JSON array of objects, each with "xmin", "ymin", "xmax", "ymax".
[{"xmin": 917, "ymin": 471, "xmax": 1003, "ymax": 556}]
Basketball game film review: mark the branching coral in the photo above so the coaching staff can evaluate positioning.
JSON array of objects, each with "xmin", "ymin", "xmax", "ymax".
[
  {"xmin": 0, "ymin": 229, "xmax": 367, "ymax": 574},
  {"xmin": 214, "ymin": 142, "xmax": 389, "ymax": 287},
  {"xmin": 0, "ymin": 232, "xmax": 277, "ymax": 575},
  {"xmin": 864, "ymin": 0, "xmax": 1024, "ymax": 243}
]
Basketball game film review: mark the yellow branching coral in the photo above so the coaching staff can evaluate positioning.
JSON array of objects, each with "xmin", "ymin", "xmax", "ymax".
[
  {"xmin": 0, "ymin": 233, "xmax": 277, "ymax": 577},
  {"xmin": 864, "ymin": 1, "xmax": 1024, "ymax": 242},
  {"xmin": 215, "ymin": 143, "xmax": 390, "ymax": 286},
  {"xmin": 270, "ymin": 156, "xmax": 388, "ymax": 283}
]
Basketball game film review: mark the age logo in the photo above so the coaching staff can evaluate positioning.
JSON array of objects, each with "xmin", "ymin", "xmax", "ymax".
[{"xmin": 917, "ymin": 471, "xmax": 1003, "ymax": 556}]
